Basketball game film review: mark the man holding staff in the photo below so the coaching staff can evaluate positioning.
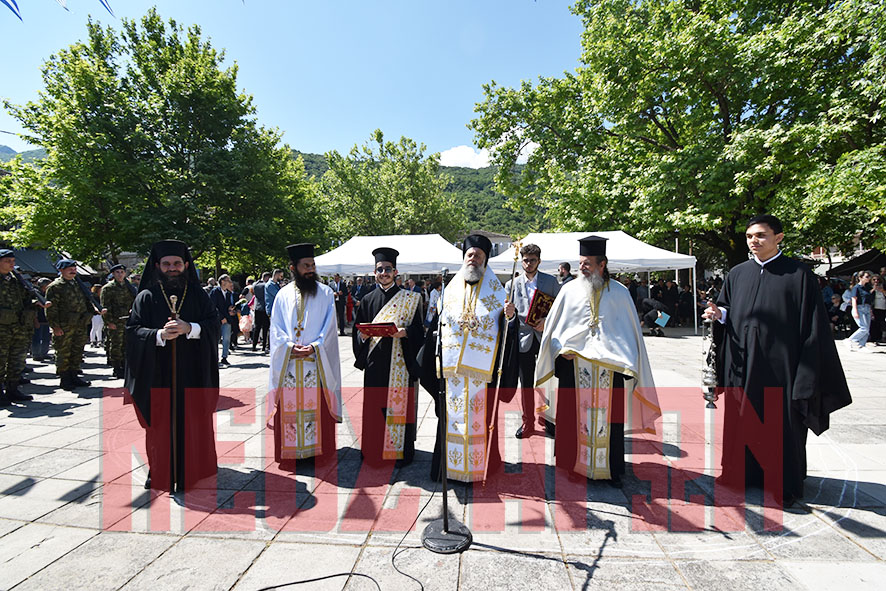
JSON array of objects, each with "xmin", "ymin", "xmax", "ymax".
[{"xmin": 125, "ymin": 240, "xmax": 220, "ymax": 492}]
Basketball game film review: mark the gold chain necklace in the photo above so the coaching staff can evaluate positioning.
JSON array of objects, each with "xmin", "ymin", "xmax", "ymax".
[{"xmin": 158, "ymin": 282, "xmax": 188, "ymax": 316}]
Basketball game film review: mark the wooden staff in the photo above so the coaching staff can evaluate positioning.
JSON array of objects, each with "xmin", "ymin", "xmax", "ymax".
[
  {"xmin": 483, "ymin": 240, "xmax": 521, "ymax": 483},
  {"xmin": 169, "ymin": 294, "xmax": 179, "ymax": 493}
]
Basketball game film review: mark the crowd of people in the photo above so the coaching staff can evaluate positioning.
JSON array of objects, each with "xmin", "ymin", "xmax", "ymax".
[{"xmin": 0, "ymin": 214, "xmax": 858, "ymax": 508}]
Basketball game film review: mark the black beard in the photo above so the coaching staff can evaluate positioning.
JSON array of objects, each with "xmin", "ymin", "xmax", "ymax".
[
  {"xmin": 159, "ymin": 270, "xmax": 187, "ymax": 291},
  {"xmin": 294, "ymin": 271, "xmax": 318, "ymax": 296}
]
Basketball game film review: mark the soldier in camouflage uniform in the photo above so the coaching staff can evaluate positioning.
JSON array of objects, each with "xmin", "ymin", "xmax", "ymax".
[
  {"xmin": 101, "ymin": 264, "xmax": 136, "ymax": 378},
  {"xmin": 0, "ymin": 249, "xmax": 37, "ymax": 405},
  {"xmin": 46, "ymin": 259, "xmax": 97, "ymax": 391}
]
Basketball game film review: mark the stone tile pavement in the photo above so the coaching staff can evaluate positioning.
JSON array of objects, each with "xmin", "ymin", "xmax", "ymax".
[{"xmin": 0, "ymin": 329, "xmax": 884, "ymax": 590}]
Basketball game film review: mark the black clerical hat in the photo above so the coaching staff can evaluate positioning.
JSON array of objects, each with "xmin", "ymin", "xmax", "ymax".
[
  {"xmin": 287, "ymin": 243, "xmax": 315, "ymax": 262},
  {"xmin": 372, "ymin": 247, "xmax": 399, "ymax": 267},
  {"xmin": 109, "ymin": 263, "xmax": 126, "ymax": 272},
  {"xmin": 462, "ymin": 234, "xmax": 492, "ymax": 259},
  {"xmin": 0, "ymin": 249, "xmax": 13, "ymax": 259},
  {"xmin": 151, "ymin": 240, "xmax": 189, "ymax": 260},
  {"xmin": 578, "ymin": 235, "xmax": 608, "ymax": 257}
]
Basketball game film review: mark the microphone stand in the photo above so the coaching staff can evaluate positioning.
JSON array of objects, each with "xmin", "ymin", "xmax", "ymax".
[{"xmin": 422, "ymin": 267, "xmax": 472, "ymax": 554}]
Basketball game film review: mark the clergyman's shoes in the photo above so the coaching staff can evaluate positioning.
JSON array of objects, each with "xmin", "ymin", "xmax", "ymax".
[{"xmin": 515, "ymin": 424, "xmax": 532, "ymax": 439}]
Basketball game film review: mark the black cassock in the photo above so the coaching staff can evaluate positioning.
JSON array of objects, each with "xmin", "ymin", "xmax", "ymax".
[
  {"xmin": 125, "ymin": 283, "xmax": 220, "ymax": 491},
  {"xmin": 352, "ymin": 285, "xmax": 424, "ymax": 465},
  {"xmin": 715, "ymin": 255, "xmax": 851, "ymax": 503}
]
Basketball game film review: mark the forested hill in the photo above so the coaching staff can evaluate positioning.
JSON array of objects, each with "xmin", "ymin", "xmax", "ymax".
[
  {"xmin": 292, "ymin": 150, "xmax": 545, "ymax": 237},
  {"xmin": 0, "ymin": 146, "xmax": 46, "ymax": 164}
]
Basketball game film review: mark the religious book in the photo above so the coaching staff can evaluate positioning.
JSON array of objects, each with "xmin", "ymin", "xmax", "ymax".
[
  {"xmin": 355, "ymin": 322, "xmax": 398, "ymax": 337},
  {"xmin": 526, "ymin": 290, "xmax": 556, "ymax": 326},
  {"xmin": 655, "ymin": 312, "xmax": 670, "ymax": 327}
]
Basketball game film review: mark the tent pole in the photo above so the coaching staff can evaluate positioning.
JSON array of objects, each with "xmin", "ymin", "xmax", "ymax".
[{"xmin": 692, "ymin": 265, "xmax": 698, "ymax": 335}]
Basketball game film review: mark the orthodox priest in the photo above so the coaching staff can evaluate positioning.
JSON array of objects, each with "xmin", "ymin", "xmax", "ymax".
[
  {"xmin": 704, "ymin": 215, "xmax": 851, "ymax": 506},
  {"xmin": 125, "ymin": 240, "xmax": 220, "ymax": 492},
  {"xmin": 536, "ymin": 236, "xmax": 661, "ymax": 486},
  {"xmin": 421, "ymin": 234, "xmax": 518, "ymax": 482},
  {"xmin": 267, "ymin": 243, "xmax": 342, "ymax": 466},
  {"xmin": 352, "ymin": 247, "xmax": 424, "ymax": 466}
]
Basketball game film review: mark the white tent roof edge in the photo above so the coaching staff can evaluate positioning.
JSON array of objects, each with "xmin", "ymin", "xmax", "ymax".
[
  {"xmin": 313, "ymin": 233, "xmax": 464, "ymax": 275},
  {"xmin": 488, "ymin": 231, "xmax": 696, "ymax": 275}
]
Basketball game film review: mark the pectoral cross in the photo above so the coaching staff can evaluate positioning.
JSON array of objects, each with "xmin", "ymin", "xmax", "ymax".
[{"xmin": 294, "ymin": 322, "xmax": 304, "ymax": 339}]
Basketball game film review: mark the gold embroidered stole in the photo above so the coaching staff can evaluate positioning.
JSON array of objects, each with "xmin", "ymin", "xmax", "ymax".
[
  {"xmin": 275, "ymin": 289, "xmax": 323, "ymax": 459},
  {"xmin": 574, "ymin": 358, "xmax": 613, "ymax": 479},
  {"xmin": 368, "ymin": 289, "xmax": 421, "ymax": 459},
  {"xmin": 444, "ymin": 373, "xmax": 488, "ymax": 482}
]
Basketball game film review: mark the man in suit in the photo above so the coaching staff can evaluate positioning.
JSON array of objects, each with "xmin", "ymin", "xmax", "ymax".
[
  {"xmin": 328, "ymin": 273, "xmax": 347, "ymax": 336},
  {"xmin": 251, "ymin": 272, "xmax": 271, "ymax": 352},
  {"xmin": 504, "ymin": 243, "xmax": 561, "ymax": 438}
]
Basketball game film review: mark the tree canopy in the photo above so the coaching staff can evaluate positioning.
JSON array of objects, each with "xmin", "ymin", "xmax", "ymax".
[
  {"xmin": 471, "ymin": 0, "xmax": 886, "ymax": 267},
  {"xmin": 319, "ymin": 129, "xmax": 466, "ymax": 245},
  {"xmin": 2, "ymin": 8, "xmax": 322, "ymax": 273}
]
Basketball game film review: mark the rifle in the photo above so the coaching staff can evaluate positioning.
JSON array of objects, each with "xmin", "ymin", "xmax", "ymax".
[
  {"xmin": 11, "ymin": 269, "xmax": 48, "ymax": 306},
  {"xmin": 74, "ymin": 275, "xmax": 102, "ymax": 314}
]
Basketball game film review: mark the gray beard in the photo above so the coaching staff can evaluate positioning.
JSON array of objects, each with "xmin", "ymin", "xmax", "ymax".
[
  {"xmin": 580, "ymin": 271, "xmax": 604, "ymax": 295},
  {"xmin": 463, "ymin": 263, "xmax": 485, "ymax": 284}
]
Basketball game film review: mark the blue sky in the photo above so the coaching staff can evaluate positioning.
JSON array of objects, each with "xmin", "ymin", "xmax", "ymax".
[{"xmin": 0, "ymin": 0, "xmax": 583, "ymax": 167}]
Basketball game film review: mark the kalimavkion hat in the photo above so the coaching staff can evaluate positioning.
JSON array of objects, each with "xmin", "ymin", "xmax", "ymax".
[
  {"xmin": 372, "ymin": 247, "xmax": 399, "ymax": 267},
  {"xmin": 462, "ymin": 234, "xmax": 492, "ymax": 260},
  {"xmin": 286, "ymin": 243, "xmax": 315, "ymax": 262},
  {"xmin": 578, "ymin": 235, "xmax": 608, "ymax": 257}
]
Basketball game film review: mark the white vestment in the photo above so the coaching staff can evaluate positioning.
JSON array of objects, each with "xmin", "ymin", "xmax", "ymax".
[{"xmin": 267, "ymin": 282, "xmax": 342, "ymax": 459}]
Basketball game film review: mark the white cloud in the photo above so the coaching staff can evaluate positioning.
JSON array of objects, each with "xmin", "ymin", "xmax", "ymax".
[
  {"xmin": 516, "ymin": 141, "xmax": 539, "ymax": 164},
  {"xmin": 439, "ymin": 145, "xmax": 490, "ymax": 169},
  {"xmin": 438, "ymin": 140, "xmax": 539, "ymax": 168}
]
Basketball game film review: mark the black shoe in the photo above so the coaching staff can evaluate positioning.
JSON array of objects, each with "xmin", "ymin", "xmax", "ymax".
[
  {"xmin": 220, "ymin": 357, "xmax": 230, "ymax": 366},
  {"xmin": 542, "ymin": 419, "xmax": 556, "ymax": 438},
  {"xmin": 0, "ymin": 385, "xmax": 10, "ymax": 407},
  {"xmin": 6, "ymin": 383, "xmax": 33, "ymax": 402},
  {"xmin": 608, "ymin": 475, "xmax": 623, "ymax": 488},
  {"xmin": 69, "ymin": 372, "xmax": 91, "ymax": 388},
  {"xmin": 60, "ymin": 373, "xmax": 76, "ymax": 391},
  {"xmin": 515, "ymin": 424, "xmax": 531, "ymax": 439},
  {"xmin": 18, "ymin": 376, "xmax": 30, "ymax": 384}
]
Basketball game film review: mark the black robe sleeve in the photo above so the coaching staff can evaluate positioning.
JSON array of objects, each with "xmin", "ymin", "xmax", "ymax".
[{"xmin": 125, "ymin": 286, "xmax": 220, "ymax": 425}]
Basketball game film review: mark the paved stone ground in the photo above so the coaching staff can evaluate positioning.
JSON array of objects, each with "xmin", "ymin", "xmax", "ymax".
[{"xmin": 1, "ymin": 329, "xmax": 884, "ymax": 590}]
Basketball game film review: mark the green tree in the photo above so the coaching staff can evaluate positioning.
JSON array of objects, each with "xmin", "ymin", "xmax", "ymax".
[
  {"xmin": 3, "ymin": 9, "xmax": 322, "ymax": 271},
  {"xmin": 471, "ymin": 0, "xmax": 886, "ymax": 267},
  {"xmin": 320, "ymin": 130, "xmax": 466, "ymax": 243}
]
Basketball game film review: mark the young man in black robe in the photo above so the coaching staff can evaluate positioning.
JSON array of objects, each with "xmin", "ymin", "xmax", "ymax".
[
  {"xmin": 704, "ymin": 215, "xmax": 852, "ymax": 506},
  {"xmin": 352, "ymin": 248, "xmax": 424, "ymax": 466},
  {"xmin": 125, "ymin": 240, "xmax": 220, "ymax": 492}
]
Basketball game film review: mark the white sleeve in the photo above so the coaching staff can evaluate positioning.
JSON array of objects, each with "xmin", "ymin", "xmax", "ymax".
[
  {"xmin": 186, "ymin": 322, "xmax": 202, "ymax": 339},
  {"xmin": 155, "ymin": 330, "xmax": 165, "ymax": 347},
  {"xmin": 718, "ymin": 307, "xmax": 728, "ymax": 325}
]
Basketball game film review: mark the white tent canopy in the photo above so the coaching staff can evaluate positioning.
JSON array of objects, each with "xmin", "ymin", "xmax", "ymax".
[
  {"xmin": 314, "ymin": 234, "xmax": 464, "ymax": 275},
  {"xmin": 488, "ymin": 231, "xmax": 696, "ymax": 275}
]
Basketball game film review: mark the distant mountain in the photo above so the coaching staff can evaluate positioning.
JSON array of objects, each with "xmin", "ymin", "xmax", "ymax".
[{"xmin": 0, "ymin": 145, "xmax": 47, "ymax": 164}]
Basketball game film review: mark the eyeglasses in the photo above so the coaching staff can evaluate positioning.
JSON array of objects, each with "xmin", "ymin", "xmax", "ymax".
[{"xmin": 375, "ymin": 266, "xmax": 394, "ymax": 274}]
